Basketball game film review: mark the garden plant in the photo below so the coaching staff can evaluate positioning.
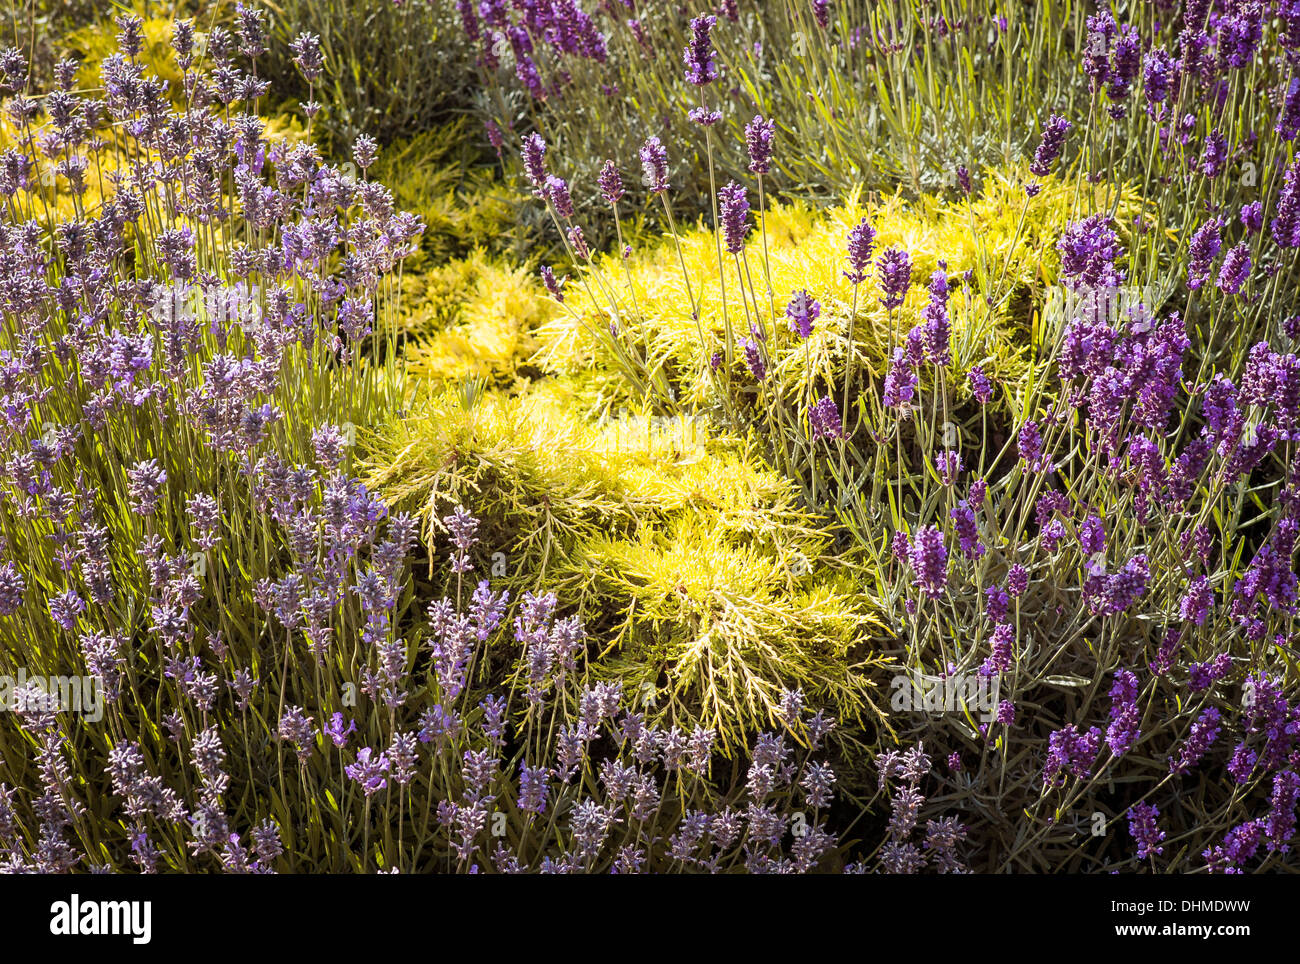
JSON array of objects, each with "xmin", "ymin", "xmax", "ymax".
[{"xmin": 0, "ymin": 0, "xmax": 1295, "ymax": 878}]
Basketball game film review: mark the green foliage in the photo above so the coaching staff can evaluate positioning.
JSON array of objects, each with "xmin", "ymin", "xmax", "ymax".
[
  {"xmin": 475, "ymin": 2, "xmax": 1090, "ymax": 235},
  {"xmin": 64, "ymin": 9, "xmax": 189, "ymax": 92},
  {"xmin": 574, "ymin": 516, "xmax": 889, "ymax": 755},
  {"xmin": 370, "ymin": 122, "xmax": 530, "ymax": 267},
  {"xmin": 362, "ymin": 381, "xmax": 892, "ymax": 753},
  {"xmin": 0, "ymin": 0, "xmax": 105, "ymax": 87},
  {"xmin": 397, "ymin": 253, "xmax": 554, "ymax": 384},
  {"xmin": 539, "ymin": 165, "xmax": 1148, "ymax": 504},
  {"xmin": 265, "ymin": 0, "xmax": 479, "ymax": 150}
]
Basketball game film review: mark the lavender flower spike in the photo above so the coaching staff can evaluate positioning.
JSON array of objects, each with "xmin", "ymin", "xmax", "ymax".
[
  {"xmin": 718, "ymin": 181, "xmax": 750, "ymax": 254},
  {"xmin": 640, "ymin": 136, "xmax": 669, "ymax": 194},
  {"xmin": 745, "ymin": 115, "xmax": 775, "ymax": 174},
  {"xmin": 683, "ymin": 15, "xmax": 719, "ymax": 86},
  {"xmin": 1029, "ymin": 114, "xmax": 1071, "ymax": 177}
]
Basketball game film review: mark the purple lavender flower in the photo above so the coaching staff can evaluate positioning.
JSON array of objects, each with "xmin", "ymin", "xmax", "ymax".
[
  {"xmin": 1180, "ymin": 575, "xmax": 1214, "ymax": 626},
  {"xmin": 1106, "ymin": 24, "xmax": 1141, "ymax": 105},
  {"xmin": 1082, "ymin": 11, "xmax": 1116, "ymax": 88},
  {"xmin": 566, "ymin": 225, "xmax": 589, "ymax": 260},
  {"xmin": 352, "ymin": 134, "xmax": 378, "ymax": 172},
  {"xmin": 1240, "ymin": 200, "xmax": 1263, "ymax": 233},
  {"xmin": 876, "ymin": 247, "xmax": 912, "ymax": 309},
  {"xmin": 968, "ymin": 366, "xmax": 993, "ymax": 404},
  {"xmin": 311, "ymin": 425, "xmax": 346, "ymax": 471},
  {"xmin": 1029, "ymin": 114, "xmax": 1071, "ymax": 177},
  {"xmin": 935, "ymin": 450, "xmax": 961, "ymax": 484},
  {"xmin": 1079, "ymin": 513, "xmax": 1106, "ymax": 556},
  {"xmin": 278, "ymin": 706, "xmax": 315, "ymax": 762},
  {"xmin": 545, "ymin": 175, "xmax": 574, "ymax": 219},
  {"xmin": 345, "ymin": 746, "xmax": 390, "ymax": 796},
  {"xmin": 979, "ymin": 622, "xmax": 1013, "ymax": 675},
  {"xmin": 540, "ymin": 265, "xmax": 566, "ymax": 302},
  {"xmin": 1188, "ymin": 652, "xmax": 1232, "ymax": 692},
  {"xmin": 1198, "ymin": 128, "xmax": 1227, "ymax": 179},
  {"xmin": 844, "ymin": 217, "xmax": 876, "ymax": 284},
  {"xmin": 739, "ymin": 336, "xmax": 766, "ymax": 380},
  {"xmin": 777, "ymin": 687, "xmax": 804, "ymax": 727},
  {"xmin": 1057, "ymin": 214, "xmax": 1123, "ymax": 290},
  {"xmin": 801, "ymin": 762, "xmax": 835, "ymax": 809},
  {"xmin": 290, "ymin": 32, "xmax": 324, "ymax": 82},
  {"xmin": 1264, "ymin": 770, "xmax": 1300, "ymax": 851},
  {"xmin": 1007, "ymin": 564, "xmax": 1028, "ymax": 597},
  {"xmin": 1216, "ymin": 242, "xmax": 1251, "ymax": 295},
  {"xmin": 1273, "ymin": 159, "xmax": 1300, "ymax": 248},
  {"xmin": 598, "ymin": 160, "xmax": 624, "ymax": 204},
  {"xmin": 891, "ymin": 530, "xmax": 911, "ymax": 564},
  {"xmin": 785, "ymin": 289, "xmax": 820, "ymax": 338},
  {"xmin": 1127, "ymin": 802, "xmax": 1165, "ymax": 860},
  {"xmin": 127, "ymin": 459, "xmax": 167, "ymax": 515},
  {"xmin": 1204, "ymin": 820, "xmax": 1264, "ymax": 873},
  {"xmin": 920, "ymin": 268, "xmax": 951, "ymax": 365},
  {"xmin": 909, "ymin": 525, "xmax": 947, "ymax": 599},
  {"xmin": 745, "ymin": 114, "xmax": 775, "ymax": 174},
  {"xmin": 0, "ymin": 561, "xmax": 25, "ymax": 615},
  {"xmin": 324, "ymin": 712, "xmax": 356, "ymax": 748},
  {"xmin": 1227, "ymin": 742, "xmax": 1258, "ymax": 784},
  {"xmin": 444, "ymin": 506, "xmax": 479, "ymax": 558},
  {"xmin": 683, "ymin": 15, "xmax": 719, "ymax": 86},
  {"xmin": 1278, "ymin": 77, "xmax": 1300, "ymax": 141},
  {"xmin": 1150, "ymin": 630, "xmax": 1182, "ymax": 677},
  {"xmin": 985, "ymin": 584, "xmax": 1009, "ymax": 622},
  {"xmin": 950, "ymin": 501, "xmax": 984, "ymax": 559},
  {"xmin": 1106, "ymin": 669, "xmax": 1141, "ymax": 757},
  {"xmin": 157, "ymin": 228, "xmax": 196, "ymax": 282},
  {"xmin": 1186, "ymin": 218, "xmax": 1223, "ymax": 290},
  {"xmin": 1170, "ymin": 707, "xmax": 1221, "ymax": 774},
  {"xmin": 901, "ymin": 323, "xmax": 924, "ymax": 368},
  {"xmin": 1219, "ymin": 1, "xmax": 1263, "ymax": 66},
  {"xmin": 1091, "ymin": 554, "xmax": 1151, "ymax": 616},
  {"xmin": 48, "ymin": 589, "xmax": 85, "ymax": 631},
  {"xmin": 520, "ymin": 133, "xmax": 546, "ymax": 192},
  {"xmin": 883, "ymin": 348, "xmax": 917, "ymax": 409},
  {"xmin": 808, "ymin": 395, "xmax": 843, "ymax": 441},
  {"xmin": 639, "ymin": 136, "xmax": 669, "ymax": 194},
  {"xmin": 1043, "ymin": 724, "xmax": 1102, "ymax": 785},
  {"xmin": 417, "ymin": 704, "xmax": 461, "ymax": 745},
  {"xmin": 687, "ymin": 106, "xmax": 722, "ymax": 127},
  {"xmin": 718, "ymin": 181, "xmax": 749, "ymax": 254},
  {"xmin": 518, "ymin": 763, "xmax": 549, "ymax": 814},
  {"xmin": 1017, "ymin": 420, "xmax": 1045, "ymax": 470},
  {"xmin": 1142, "ymin": 47, "xmax": 1175, "ymax": 105}
]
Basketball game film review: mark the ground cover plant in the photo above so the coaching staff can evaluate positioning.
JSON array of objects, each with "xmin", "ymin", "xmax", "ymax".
[{"xmin": 0, "ymin": 1, "xmax": 1296, "ymax": 875}]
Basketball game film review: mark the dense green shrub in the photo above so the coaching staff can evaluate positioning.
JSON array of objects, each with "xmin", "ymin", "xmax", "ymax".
[{"xmin": 264, "ymin": 0, "xmax": 480, "ymax": 150}]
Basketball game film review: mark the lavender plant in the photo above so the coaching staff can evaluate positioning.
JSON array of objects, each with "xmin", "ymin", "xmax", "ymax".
[
  {"xmin": 501, "ymin": 3, "xmax": 1300, "ymax": 871},
  {"xmin": 0, "ymin": 14, "xmax": 428, "ymax": 872},
  {"xmin": 0, "ymin": 13, "xmax": 895, "ymax": 875},
  {"xmin": 4, "ymin": 1, "xmax": 1300, "ymax": 875},
  {"xmin": 265, "ymin": 0, "xmax": 480, "ymax": 150}
]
